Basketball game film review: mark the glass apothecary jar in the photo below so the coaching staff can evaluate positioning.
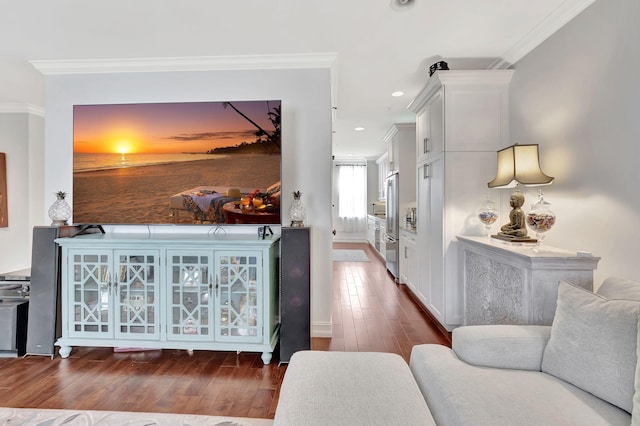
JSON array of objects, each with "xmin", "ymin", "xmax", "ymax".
[
  {"xmin": 477, "ymin": 195, "xmax": 499, "ymax": 236},
  {"xmin": 526, "ymin": 190, "xmax": 556, "ymax": 244}
]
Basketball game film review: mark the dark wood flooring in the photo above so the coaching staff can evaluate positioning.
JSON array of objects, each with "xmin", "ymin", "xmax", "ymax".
[{"xmin": 0, "ymin": 242, "xmax": 450, "ymax": 419}]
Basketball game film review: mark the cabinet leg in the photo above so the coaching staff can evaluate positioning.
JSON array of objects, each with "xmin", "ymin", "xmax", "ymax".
[
  {"xmin": 59, "ymin": 346, "xmax": 72, "ymax": 358},
  {"xmin": 261, "ymin": 351, "xmax": 272, "ymax": 365}
]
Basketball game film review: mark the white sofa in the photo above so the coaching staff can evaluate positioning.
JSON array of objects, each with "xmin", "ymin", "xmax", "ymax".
[{"xmin": 274, "ymin": 277, "xmax": 640, "ymax": 425}]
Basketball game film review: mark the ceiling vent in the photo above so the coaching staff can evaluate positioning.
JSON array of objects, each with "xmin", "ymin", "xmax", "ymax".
[{"xmin": 390, "ymin": 0, "xmax": 415, "ymax": 11}]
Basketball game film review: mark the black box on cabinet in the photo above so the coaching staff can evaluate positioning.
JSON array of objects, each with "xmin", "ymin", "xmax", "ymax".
[{"xmin": 279, "ymin": 227, "xmax": 311, "ymax": 363}]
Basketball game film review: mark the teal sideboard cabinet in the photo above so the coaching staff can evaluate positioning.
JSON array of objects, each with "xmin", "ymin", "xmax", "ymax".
[{"xmin": 54, "ymin": 233, "xmax": 280, "ymax": 364}]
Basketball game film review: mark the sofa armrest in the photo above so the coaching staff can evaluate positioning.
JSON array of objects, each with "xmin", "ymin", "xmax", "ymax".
[{"xmin": 452, "ymin": 325, "xmax": 551, "ymax": 371}]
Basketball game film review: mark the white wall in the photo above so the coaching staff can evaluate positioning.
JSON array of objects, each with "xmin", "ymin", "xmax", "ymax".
[
  {"xmin": 509, "ymin": 0, "xmax": 640, "ymax": 284},
  {"xmin": 42, "ymin": 67, "xmax": 334, "ymax": 336},
  {"xmin": 0, "ymin": 110, "xmax": 44, "ymax": 273}
]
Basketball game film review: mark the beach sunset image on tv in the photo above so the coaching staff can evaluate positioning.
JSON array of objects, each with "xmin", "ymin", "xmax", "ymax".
[{"xmin": 73, "ymin": 100, "xmax": 282, "ymax": 225}]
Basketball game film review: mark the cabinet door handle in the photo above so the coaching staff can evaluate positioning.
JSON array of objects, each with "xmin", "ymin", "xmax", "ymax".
[
  {"xmin": 208, "ymin": 274, "xmax": 213, "ymax": 297},
  {"xmin": 423, "ymin": 137, "xmax": 429, "ymax": 154},
  {"xmin": 106, "ymin": 271, "xmax": 112, "ymax": 293},
  {"xmin": 423, "ymin": 165, "xmax": 429, "ymax": 179},
  {"xmin": 112, "ymin": 271, "xmax": 118, "ymax": 295},
  {"xmin": 215, "ymin": 275, "xmax": 219, "ymax": 298},
  {"xmin": 404, "ymin": 246, "xmax": 408, "ymax": 259}
]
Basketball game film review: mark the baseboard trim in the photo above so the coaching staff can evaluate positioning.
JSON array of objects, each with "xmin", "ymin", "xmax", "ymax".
[
  {"xmin": 311, "ymin": 321, "xmax": 332, "ymax": 338},
  {"xmin": 402, "ymin": 287, "xmax": 452, "ymax": 345}
]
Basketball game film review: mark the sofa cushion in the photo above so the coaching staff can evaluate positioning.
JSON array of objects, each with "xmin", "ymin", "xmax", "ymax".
[
  {"xmin": 410, "ymin": 344, "xmax": 631, "ymax": 425},
  {"xmin": 274, "ymin": 351, "xmax": 435, "ymax": 426},
  {"xmin": 597, "ymin": 276, "xmax": 640, "ymax": 301},
  {"xmin": 453, "ymin": 325, "xmax": 551, "ymax": 371},
  {"xmin": 542, "ymin": 281, "xmax": 639, "ymax": 413}
]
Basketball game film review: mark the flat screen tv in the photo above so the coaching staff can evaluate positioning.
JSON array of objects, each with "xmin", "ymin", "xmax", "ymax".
[{"xmin": 72, "ymin": 100, "xmax": 282, "ymax": 226}]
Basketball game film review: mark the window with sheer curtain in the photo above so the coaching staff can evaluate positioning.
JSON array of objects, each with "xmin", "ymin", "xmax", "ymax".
[{"xmin": 336, "ymin": 162, "xmax": 367, "ymax": 232}]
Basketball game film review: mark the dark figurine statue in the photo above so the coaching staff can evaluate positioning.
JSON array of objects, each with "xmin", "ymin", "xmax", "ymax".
[{"xmin": 498, "ymin": 192, "xmax": 528, "ymax": 238}]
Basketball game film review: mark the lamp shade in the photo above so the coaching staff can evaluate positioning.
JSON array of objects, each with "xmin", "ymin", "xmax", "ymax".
[{"xmin": 487, "ymin": 144, "xmax": 554, "ymax": 188}]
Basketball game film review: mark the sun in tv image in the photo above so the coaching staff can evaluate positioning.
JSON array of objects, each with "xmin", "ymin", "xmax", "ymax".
[{"xmin": 73, "ymin": 100, "xmax": 282, "ymax": 225}]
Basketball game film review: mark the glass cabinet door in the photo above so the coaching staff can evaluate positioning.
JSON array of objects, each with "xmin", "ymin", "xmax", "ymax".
[
  {"xmin": 215, "ymin": 252, "xmax": 262, "ymax": 342},
  {"xmin": 68, "ymin": 249, "xmax": 113, "ymax": 338},
  {"xmin": 167, "ymin": 251, "xmax": 213, "ymax": 341},
  {"xmin": 114, "ymin": 250, "xmax": 160, "ymax": 340}
]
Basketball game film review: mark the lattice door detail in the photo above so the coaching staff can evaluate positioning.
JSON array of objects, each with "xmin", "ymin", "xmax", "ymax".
[
  {"xmin": 216, "ymin": 252, "xmax": 262, "ymax": 342},
  {"xmin": 114, "ymin": 251, "xmax": 160, "ymax": 339},
  {"xmin": 69, "ymin": 250, "xmax": 112, "ymax": 337},
  {"xmin": 167, "ymin": 252, "xmax": 212, "ymax": 341}
]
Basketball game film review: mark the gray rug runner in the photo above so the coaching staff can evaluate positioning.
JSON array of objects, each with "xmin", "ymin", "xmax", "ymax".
[{"xmin": 333, "ymin": 249, "xmax": 370, "ymax": 262}]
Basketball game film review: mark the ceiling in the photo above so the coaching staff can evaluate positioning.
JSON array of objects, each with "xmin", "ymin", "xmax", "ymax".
[{"xmin": 0, "ymin": 0, "xmax": 594, "ymax": 160}]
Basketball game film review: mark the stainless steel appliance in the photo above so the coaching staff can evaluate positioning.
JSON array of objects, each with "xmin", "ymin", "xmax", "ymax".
[{"xmin": 385, "ymin": 172, "xmax": 399, "ymax": 281}]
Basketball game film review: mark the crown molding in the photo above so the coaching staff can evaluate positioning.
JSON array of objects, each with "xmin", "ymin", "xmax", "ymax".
[
  {"xmin": 408, "ymin": 70, "xmax": 514, "ymax": 113},
  {"xmin": 500, "ymin": 0, "xmax": 596, "ymax": 65},
  {"xmin": 0, "ymin": 103, "xmax": 45, "ymax": 116},
  {"xmin": 29, "ymin": 53, "xmax": 338, "ymax": 75},
  {"xmin": 29, "ymin": 53, "xmax": 339, "ymax": 117},
  {"xmin": 488, "ymin": 57, "xmax": 514, "ymax": 70}
]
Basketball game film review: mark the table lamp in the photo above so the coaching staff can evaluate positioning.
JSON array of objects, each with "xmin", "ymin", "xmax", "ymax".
[{"xmin": 488, "ymin": 144, "xmax": 554, "ymax": 242}]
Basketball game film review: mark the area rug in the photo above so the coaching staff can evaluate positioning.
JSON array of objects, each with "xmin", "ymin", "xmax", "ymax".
[
  {"xmin": 0, "ymin": 407, "xmax": 273, "ymax": 426},
  {"xmin": 333, "ymin": 249, "xmax": 370, "ymax": 262}
]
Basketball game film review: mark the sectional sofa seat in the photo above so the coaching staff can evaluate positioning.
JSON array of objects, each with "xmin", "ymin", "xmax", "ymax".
[{"xmin": 274, "ymin": 277, "xmax": 640, "ymax": 425}]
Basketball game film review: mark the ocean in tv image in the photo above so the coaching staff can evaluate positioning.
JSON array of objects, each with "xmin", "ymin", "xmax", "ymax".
[{"xmin": 72, "ymin": 100, "xmax": 282, "ymax": 225}]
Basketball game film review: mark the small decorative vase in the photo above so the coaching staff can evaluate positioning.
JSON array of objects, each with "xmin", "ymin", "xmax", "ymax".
[
  {"xmin": 477, "ymin": 195, "xmax": 499, "ymax": 236},
  {"xmin": 288, "ymin": 191, "xmax": 306, "ymax": 227},
  {"xmin": 48, "ymin": 191, "xmax": 71, "ymax": 226},
  {"xmin": 526, "ymin": 190, "xmax": 556, "ymax": 245}
]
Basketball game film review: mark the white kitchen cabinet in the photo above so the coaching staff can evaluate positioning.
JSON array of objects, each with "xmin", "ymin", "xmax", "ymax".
[
  {"xmin": 399, "ymin": 229, "xmax": 417, "ymax": 290},
  {"xmin": 367, "ymin": 215, "xmax": 386, "ymax": 259},
  {"xmin": 379, "ymin": 222, "xmax": 386, "ymax": 259},
  {"xmin": 409, "ymin": 70, "xmax": 514, "ymax": 331},
  {"xmin": 415, "ymin": 90, "xmax": 443, "ymax": 163},
  {"xmin": 367, "ymin": 216, "xmax": 376, "ymax": 247},
  {"xmin": 416, "ymin": 156, "xmax": 445, "ymax": 323},
  {"xmin": 386, "ymin": 123, "xmax": 415, "ymax": 175},
  {"xmin": 55, "ymin": 233, "xmax": 280, "ymax": 364},
  {"xmin": 375, "ymin": 153, "xmax": 389, "ymax": 200},
  {"xmin": 384, "ymin": 123, "xmax": 416, "ymax": 206}
]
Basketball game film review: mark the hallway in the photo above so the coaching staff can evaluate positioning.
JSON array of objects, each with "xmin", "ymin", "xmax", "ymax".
[{"xmin": 313, "ymin": 242, "xmax": 451, "ymax": 361}]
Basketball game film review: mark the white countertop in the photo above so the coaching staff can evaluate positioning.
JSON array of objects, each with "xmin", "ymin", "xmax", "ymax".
[{"xmin": 456, "ymin": 235, "xmax": 601, "ymax": 267}]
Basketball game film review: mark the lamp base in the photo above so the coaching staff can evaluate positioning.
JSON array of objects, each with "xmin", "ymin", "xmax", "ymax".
[{"xmin": 491, "ymin": 234, "xmax": 538, "ymax": 243}]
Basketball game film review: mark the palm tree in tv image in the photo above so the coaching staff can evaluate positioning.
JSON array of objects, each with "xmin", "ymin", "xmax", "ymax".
[{"xmin": 212, "ymin": 101, "xmax": 281, "ymax": 154}]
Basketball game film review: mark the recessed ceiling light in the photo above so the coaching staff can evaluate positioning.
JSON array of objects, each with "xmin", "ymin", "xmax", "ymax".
[
  {"xmin": 392, "ymin": 91, "xmax": 404, "ymax": 97},
  {"xmin": 354, "ymin": 127, "xmax": 365, "ymax": 131},
  {"xmin": 390, "ymin": 0, "xmax": 415, "ymax": 11}
]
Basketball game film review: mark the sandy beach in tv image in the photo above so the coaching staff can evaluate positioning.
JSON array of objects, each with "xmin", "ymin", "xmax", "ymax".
[{"xmin": 72, "ymin": 100, "xmax": 281, "ymax": 225}]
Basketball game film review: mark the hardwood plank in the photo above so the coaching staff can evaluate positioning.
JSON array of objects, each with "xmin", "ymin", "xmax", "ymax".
[{"xmin": 0, "ymin": 242, "xmax": 450, "ymax": 419}]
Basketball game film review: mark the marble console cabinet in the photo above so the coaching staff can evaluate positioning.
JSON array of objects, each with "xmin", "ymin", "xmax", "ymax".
[{"xmin": 457, "ymin": 236, "xmax": 600, "ymax": 326}]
